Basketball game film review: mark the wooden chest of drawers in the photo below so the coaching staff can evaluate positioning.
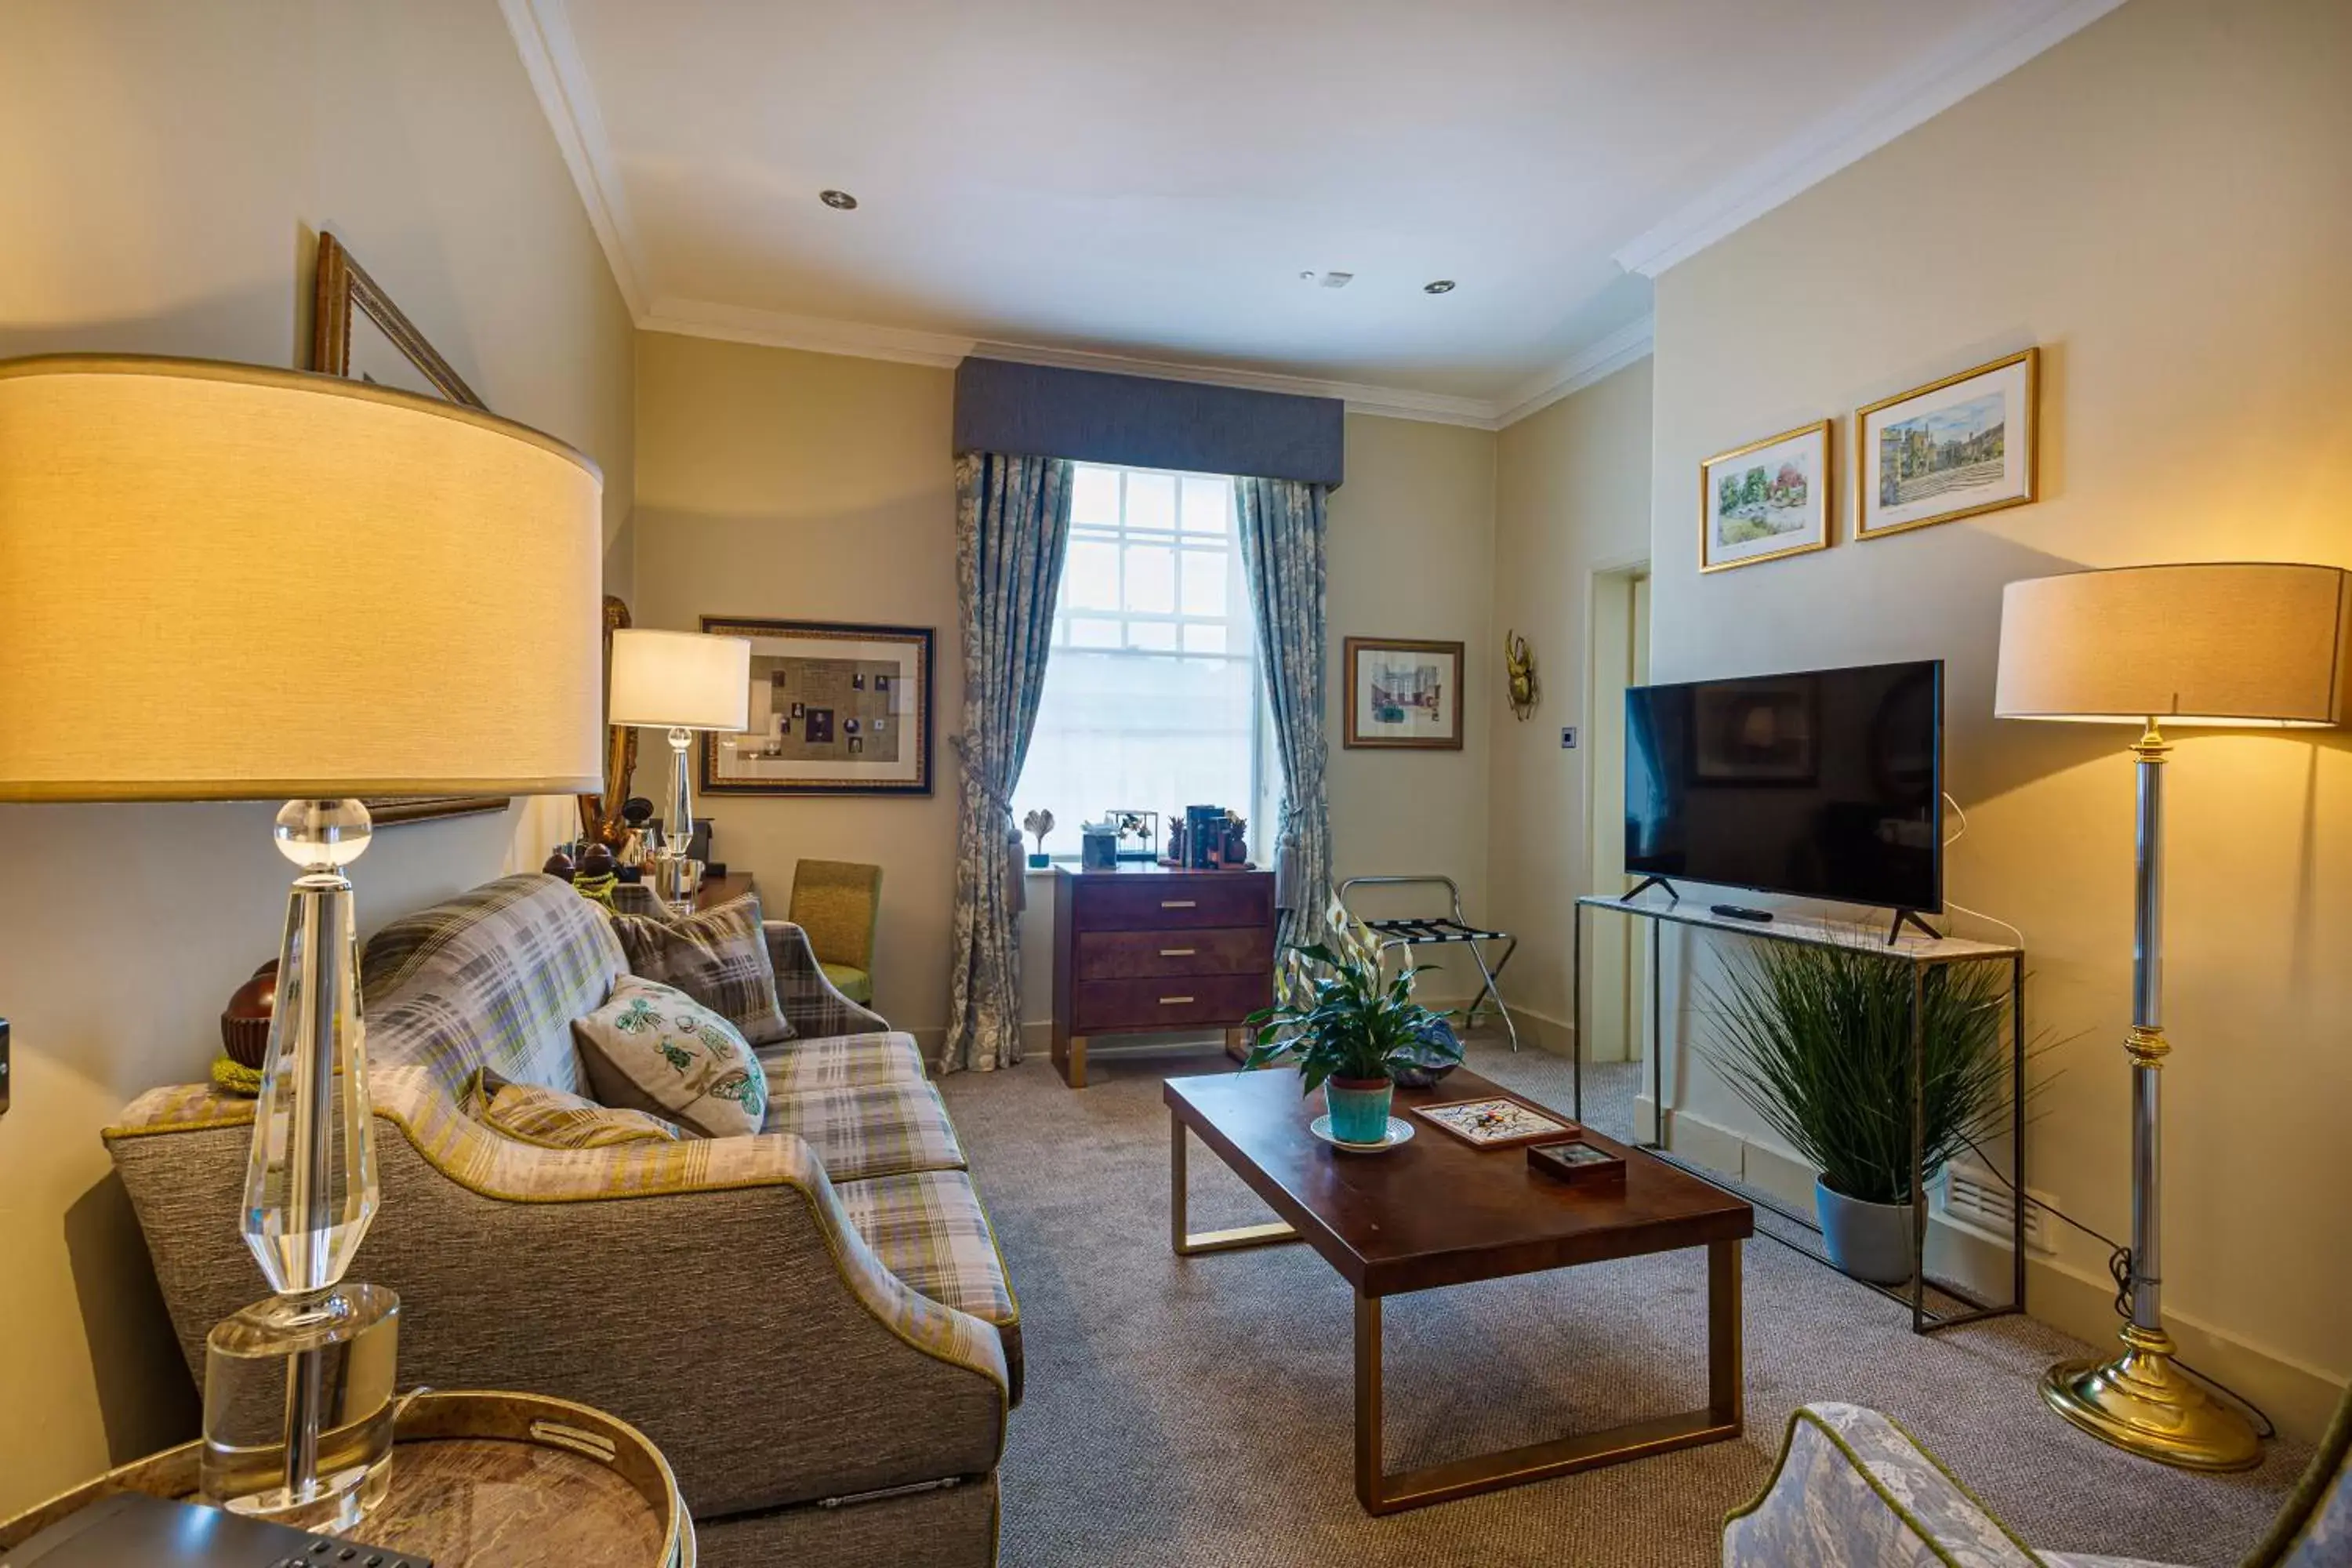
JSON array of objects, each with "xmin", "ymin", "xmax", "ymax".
[{"xmin": 1051, "ymin": 866, "xmax": 1277, "ymax": 1088}]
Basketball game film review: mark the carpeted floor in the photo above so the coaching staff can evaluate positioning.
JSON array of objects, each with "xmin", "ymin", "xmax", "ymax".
[{"xmin": 935, "ymin": 1036, "xmax": 2309, "ymax": 1567}]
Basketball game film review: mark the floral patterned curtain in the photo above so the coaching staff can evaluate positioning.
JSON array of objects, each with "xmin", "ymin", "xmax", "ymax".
[
  {"xmin": 1236, "ymin": 476, "xmax": 1334, "ymax": 982},
  {"xmin": 942, "ymin": 452, "xmax": 1073, "ymax": 1073}
]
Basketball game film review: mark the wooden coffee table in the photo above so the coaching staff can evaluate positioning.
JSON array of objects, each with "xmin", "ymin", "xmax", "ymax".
[{"xmin": 1165, "ymin": 1065, "xmax": 1754, "ymax": 1514}]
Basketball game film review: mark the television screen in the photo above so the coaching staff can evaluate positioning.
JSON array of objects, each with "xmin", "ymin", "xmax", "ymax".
[{"xmin": 1624, "ymin": 660, "xmax": 1942, "ymax": 913}]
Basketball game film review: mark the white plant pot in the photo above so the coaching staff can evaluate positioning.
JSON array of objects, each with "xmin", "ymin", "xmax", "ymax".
[{"xmin": 1814, "ymin": 1177, "xmax": 1916, "ymax": 1286}]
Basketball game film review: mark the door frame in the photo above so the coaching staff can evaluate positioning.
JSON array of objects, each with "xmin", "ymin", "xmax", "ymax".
[{"xmin": 1583, "ymin": 557, "xmax": 1650, "ymax": 1065}]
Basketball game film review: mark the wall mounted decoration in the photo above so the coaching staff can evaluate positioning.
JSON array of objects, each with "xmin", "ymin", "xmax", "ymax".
[
  {"xmin": 698, "ymin": 617, "xmax": 935, "ymax": 796},
  {"xmin": 579, "ymin": 594, "xmax": 641, "ymax": 848},
  {"xmin": 1503, "ymin": 630, "xmax": 1539, "ymax": 720},
  {"xmin": 310, "ymin": 232, "xmax": 506, "ymax": 825},
  {"xmin": 1700, "ymin": 419, "xmax": 1832, "ymax": 572},
  {"xmin": 1856, "ymin": 347, "xmax": 2038, "ymax": 540},
  {"xmin": 1344, "ymin": 637, "xmax": 1465, "ymax": 750}
]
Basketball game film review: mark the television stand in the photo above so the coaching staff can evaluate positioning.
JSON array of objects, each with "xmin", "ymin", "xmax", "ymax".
[
  {"xmin": 1886, "ymin": 907, "xmax": 1943, "ymax": 946},
  {"xmin": 1620, "ymin": 874, "xmax": 1679, "ymax": 905}
]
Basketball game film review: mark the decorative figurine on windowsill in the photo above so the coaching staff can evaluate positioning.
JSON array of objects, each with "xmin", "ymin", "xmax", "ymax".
[{"xmin": 1023, "ymin": 808, "xmax": 1055, "ymax": 869}]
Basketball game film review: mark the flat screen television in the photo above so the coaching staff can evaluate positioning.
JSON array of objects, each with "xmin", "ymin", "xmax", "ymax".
[{"xmin": 1624, "ymin": 659, "xmax": 1943, "ymax": 913}]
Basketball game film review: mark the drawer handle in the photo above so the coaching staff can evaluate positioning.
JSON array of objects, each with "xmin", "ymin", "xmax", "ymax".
[
  {"xmin": 1159, "ymin": 947, "xmax": 1197, "ymax": 957},
  {"xmin": 1159, "ymin": 995, "xmax": 1196, "ymax": 1006},
  {"xmin": 1160, "ymin": 898, "xmax": 1197, "ymax": 909}
]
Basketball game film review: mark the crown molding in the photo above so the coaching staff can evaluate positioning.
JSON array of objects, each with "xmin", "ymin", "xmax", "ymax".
[
  {"xmin": 639, "ymin": 298, "xmax": 1505, "ymax": 427},
  {"xmin": 1491, "ymin": 315, "xmax": 1656, "ymax": 430},
  {"xmin": 1613, "ymin": 0, "xmax": 2129, "ymax": 279},
  {"xmin": 499, "ymin": 0, "xmax": 652, "ymax": 318}
]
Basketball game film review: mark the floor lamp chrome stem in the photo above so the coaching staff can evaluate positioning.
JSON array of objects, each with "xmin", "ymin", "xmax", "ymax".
[{"xmin": 2040, "ymin": 723, "xmax": 2259, "ymax": 1471}]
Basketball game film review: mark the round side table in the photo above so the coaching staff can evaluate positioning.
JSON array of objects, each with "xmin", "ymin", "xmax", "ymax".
[{"xmin": 0, "ymin": 1390, "xmax": 692, "ymax": 1568}]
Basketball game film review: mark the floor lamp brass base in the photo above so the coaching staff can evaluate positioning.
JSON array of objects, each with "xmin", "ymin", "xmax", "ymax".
[{"xmin": 2042, "ymin": 1325, "xmax": 2261, "ymax": 1472}]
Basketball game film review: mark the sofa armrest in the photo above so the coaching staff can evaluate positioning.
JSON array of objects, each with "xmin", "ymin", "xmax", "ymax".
[
  {"xmin": 764, "ymin": 919, "xmax": 889, "ymax": 1036},
  {"xmin": 107, "ymin": 1069, "xmax": 1004, "ymax": 1518},
  {"xmin": 1723, "ymin": 1403, "xmax": 2045, "ymax": 1568}
]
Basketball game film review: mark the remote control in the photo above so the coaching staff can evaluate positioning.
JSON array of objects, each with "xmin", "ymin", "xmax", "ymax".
[{"xmin": 1710, "ymin": 903, "xmax": 1774, "ymax": 924}]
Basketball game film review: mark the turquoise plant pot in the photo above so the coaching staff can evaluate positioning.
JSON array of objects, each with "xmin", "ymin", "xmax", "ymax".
[{"xmin": 1324, "ymin": 1077, "xmax": 1395, "ymax": 1145}]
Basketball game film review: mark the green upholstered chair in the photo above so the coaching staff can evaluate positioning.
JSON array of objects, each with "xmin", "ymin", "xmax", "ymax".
[{"xmin": 789, "ymin": 858, "xmax": 883, "ymax": 1007}]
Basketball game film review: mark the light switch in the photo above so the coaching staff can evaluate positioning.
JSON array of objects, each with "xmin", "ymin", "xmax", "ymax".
[{"xmin": 1559, "ymin": 726, "xmax": 1579, "ymax": 750}]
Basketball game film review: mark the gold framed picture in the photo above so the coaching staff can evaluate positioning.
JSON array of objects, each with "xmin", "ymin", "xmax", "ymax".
[
  {"xmin": 1856, "ymin": 347, "xmax": 2038, "ymax": 540},
  {"xmin": 1344, "ymin": 637, "xmax": 1465, "ymax": 750},
  {"xmin": 1700, "ymin": 419, "xmax": 1832, "ymax": 572},
  {"xmin": 699, "ymin": 617, "xmax": 935, "ymax": 797}
]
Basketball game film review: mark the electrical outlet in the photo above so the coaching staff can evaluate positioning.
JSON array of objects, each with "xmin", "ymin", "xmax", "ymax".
[{"xmin": 1559, "ymin": 726, "xmax": 1579, "ymax": 750}]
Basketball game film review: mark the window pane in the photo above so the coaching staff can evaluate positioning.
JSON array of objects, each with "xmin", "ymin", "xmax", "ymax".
[
  {"xmin": 1181, "ymin": 622, "xmax": 1227, "ymax": 653},
  {"xmin": 1070, "ymin": 617, "xmax": 1120, "ymax": 648},
  {"xmin": 1179, "ymin": 549, "xmax": 1227, "ymax": 618},
  {"xmin": 1123, "ymin": 544, "xmax": 1175, "ymax": 613},
  {"xmin": 1181, "ymin": 476, "xmax": 1229, "ymax": 535},
  {"xmin": 1065, "ymin": 540, "xmax": 1119, "ymax": 611},
  {"xmin": 1127, "ymin": 622, "xmax": 1178, "ymax": 651},
  {"xmin": 1071, "ymin": 465, "xmax": 1119, "ymax": 527},
  {"xmin": 1127, "ymin": 472, "xmax": 1177, "ymax": 534}
]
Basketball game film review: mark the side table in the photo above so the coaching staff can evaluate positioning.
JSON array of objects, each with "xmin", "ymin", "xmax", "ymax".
[{"xmin": 0, "ymin": 1390, "xmax": 691, "ymax": 1568}]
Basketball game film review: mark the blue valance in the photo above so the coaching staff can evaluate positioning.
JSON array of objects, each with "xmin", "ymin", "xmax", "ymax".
[{"xmin": 953, "ymin": 357, "xmax": 1344, "ymax": 488}]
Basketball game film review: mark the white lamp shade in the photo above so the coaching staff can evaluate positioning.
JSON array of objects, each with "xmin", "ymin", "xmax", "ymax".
[
  {"xmin": 0, "ymin": 357, "xmax": 606, "ymax": 800},
  {"xmin": 607, "ymin": 629, "xmax": 751, "ymax": 731},
  {"xmin": 1995, "ymin": 562, "xmax": 2349, "ymax": 727}
]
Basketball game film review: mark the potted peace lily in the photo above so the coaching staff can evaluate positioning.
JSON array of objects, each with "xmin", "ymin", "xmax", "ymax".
[
  {"xmin": 1243, "ymin": 900, "xmax": 1463, "ymax": 1145},
  {"xmin": 1703, "ymin": 938, "xmax": 2013, "ymax": 1285}
]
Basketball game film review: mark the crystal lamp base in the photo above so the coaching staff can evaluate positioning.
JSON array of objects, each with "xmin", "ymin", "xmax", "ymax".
[{"xmin": 202, "ymin": 1283, "xmax": 401, "ymax": 1532}]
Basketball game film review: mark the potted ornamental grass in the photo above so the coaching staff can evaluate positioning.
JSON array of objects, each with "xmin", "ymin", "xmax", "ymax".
[
  {"xmin": 1702, "ymin": 937, "xmax": 2013, "ymax": 1284},
  {"xmin": 1243, "ymin": 900, "xmax": 1463, "ymax": 1144}
]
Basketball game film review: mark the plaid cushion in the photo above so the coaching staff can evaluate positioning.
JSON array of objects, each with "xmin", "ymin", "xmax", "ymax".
[
  {"xmin": 835, "ymin": 1169, "xmax": 1018, "ymax": 1328},
  {"xmin": 463, "ymin": 1069, "xmax": 684, "ymax": 1149},
  {"xmin": 608, "ymin": 895, "xmax": 793, "ymax": 1046},
  {"xmin": 361, "ymin": 873, "xmax": 628, "ymax": 1099},
  {"xmin": 757, "ymin": 1030, "xmax": 927, "ymax": 1096},
  {"xmin": 764, "ymin": 1080, "xmax": 964, "ymax": 1181}
]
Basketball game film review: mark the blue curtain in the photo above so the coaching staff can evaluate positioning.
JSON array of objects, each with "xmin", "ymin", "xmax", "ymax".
[
  {"xmin": 1236, "ymin": 477, "xmax": 1334, "ymax": 973},
  {"xmin": 942, "ymin": 452, "xmax": 1073, "ymax": 1073}
]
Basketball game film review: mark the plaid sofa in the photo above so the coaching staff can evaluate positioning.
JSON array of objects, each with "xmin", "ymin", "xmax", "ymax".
[{"xmin": 107, "ymin": 873, "xmax": 1019, "ymax": 1568}]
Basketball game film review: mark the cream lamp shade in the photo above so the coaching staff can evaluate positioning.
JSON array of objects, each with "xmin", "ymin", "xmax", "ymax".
[
  {"xmin": 1994, "ymin": 562, "xmax": 2349, "ymax": 727},
  {"xmin": 607, "ymin": 628, "xmax": 751, "ymax": 731},
  {"xmin": 0, "ymin": 356, "xmax": 605, "ymax": 800}
]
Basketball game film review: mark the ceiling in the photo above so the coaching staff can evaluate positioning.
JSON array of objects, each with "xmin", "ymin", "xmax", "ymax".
[{"xmin": 506, "ymin": 0, "xmax": 2123, "ymax": 425}]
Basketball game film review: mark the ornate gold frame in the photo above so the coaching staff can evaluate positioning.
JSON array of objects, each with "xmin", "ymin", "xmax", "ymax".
[
  {"xmin": 578, "ymin": 595, "xmax": 641, "ymax": 846},
  {"xmin": 1854, "ymin": 347, "xmax": 2039, "ymax": 541},
  {"xmin": 1343, "ymin": 637, "xmax": 1465, "ymax": 750},
  {"xmin": 1698, "ymin": 419, "xmax": 1833, "ymax": 573},
  {"xmin": 310, "ymin": 232, "xmax": 505, "ymax": 826}
]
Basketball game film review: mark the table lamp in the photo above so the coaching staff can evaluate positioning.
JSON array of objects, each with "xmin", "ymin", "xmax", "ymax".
[
  {"xmin": 1995, "ymin": 561, "xmax": 2349, "ymax": 1470},
  {"xmin": 605, "ymin": 627, "xmax": 750, "ymax": 913},
  {"xmin": 0, "ymin": 356, "xmax": 603, "ymax": 1523}
]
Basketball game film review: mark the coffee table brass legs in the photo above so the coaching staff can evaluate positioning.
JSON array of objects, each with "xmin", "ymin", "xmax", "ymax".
[
  {"xmin": 1170, "ymin": 1120, "xmax": 1299, "ymax": 1256},
  {"xmin": 1352, "ymin": 1240, "xmax": 1745, "ymax": 1514}
]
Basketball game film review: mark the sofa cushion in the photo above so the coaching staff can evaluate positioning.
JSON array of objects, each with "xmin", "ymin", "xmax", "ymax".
[
  {"xmin": 608, "ymin": 894, "xmax": 793, "ymax": 1046},
  {"xmin": 757, "ymin": 1030, "xmax": 927, "ymax": 1097},
  {"xmin": 361, "ymin": 873, "xmax": 630, "ymax": 1099},
  {"xmin": 834, "ymin": 1169, "xmax": 1017, "ymax": 1330},
  {"xmin": 463, "ymin": 1069, "xmax": 684, "ymax": 1149},
  {"xmin": 573, "ymin": 977, "xmax": 770, "ymax": 1138},
  {"xmin": 764, "ymin": 1080, "xmax": 964, "ymax": 1181}
]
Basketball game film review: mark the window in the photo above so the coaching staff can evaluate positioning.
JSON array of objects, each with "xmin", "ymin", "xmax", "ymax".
[{"xmin": 1016, "ymin": 463, "xmax": 1265, "ymax": 858}]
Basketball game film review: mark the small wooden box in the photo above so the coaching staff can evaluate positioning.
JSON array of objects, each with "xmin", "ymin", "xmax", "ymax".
[{"xmin": 1528, "ymin": 1138, "xmax": 1626, "ymax": 1186}]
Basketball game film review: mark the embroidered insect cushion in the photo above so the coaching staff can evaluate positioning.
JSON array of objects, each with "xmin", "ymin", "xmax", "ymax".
[{"xmin": 571, "ymin": 975, "xmax": 771, "ymax": 1138}]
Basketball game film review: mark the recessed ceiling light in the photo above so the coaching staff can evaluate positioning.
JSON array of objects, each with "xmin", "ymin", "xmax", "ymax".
[
  {"xmin": 819, "ymin": 189, "xmax": 858, "ymax": 211},
  {"xmin": 1424, "ymin": 279, "xmax": 1457, "ymax": 294}
]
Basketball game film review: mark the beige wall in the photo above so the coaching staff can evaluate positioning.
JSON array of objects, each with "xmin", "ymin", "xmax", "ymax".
[
  {"xmin": 1644, "ymin": 0, "xmax": 2350, "ymax": 1435},
  {"xmin": 1487, "ymin": 361, "xmax": 1653, "ymax": 1044},
  {"xmin": 632, "ymin": 343, "xmax": 1504, "ymax": 1040},
  {"xmin": 0, "ymin": 0, "xmax": 636, "ymax": 1512}
]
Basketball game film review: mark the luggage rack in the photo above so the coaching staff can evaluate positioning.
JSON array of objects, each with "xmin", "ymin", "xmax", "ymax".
[{"xmin": 1336, "ymin": 875, "xmax": 1520, "ymax": 1052}]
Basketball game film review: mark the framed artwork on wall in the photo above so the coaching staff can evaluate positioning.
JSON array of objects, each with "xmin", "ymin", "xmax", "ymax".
[
  {"xmin": 1344, "ymin": 637, "xmax": 1465, "ymax": 750},
  {"xmin": 1700, "ymin": 419, "xmax": 1832, "ymax": 573},
  {"xmin": 1856, "ymin": 347, "xmax": 2038, "ymax": 540},
  {"xmin": 310, "ymin": 231, "xmax": 505, "ymax": 826},
  {"xmin": 698, "ymin": 617, "xmax": 935, "ymax": 796}
]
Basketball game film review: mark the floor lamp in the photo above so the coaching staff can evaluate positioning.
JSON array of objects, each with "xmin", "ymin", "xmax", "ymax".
[
  {"xmin": 1995, "ymin": 561, "xmax": 2350, "ymax": 1471},
  {"xmin": 0, "ymin": 355, "xmax": 603, "ymax": 1524}
]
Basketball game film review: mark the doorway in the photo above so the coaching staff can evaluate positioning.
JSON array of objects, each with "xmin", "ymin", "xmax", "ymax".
[{"xmin": 1585, "ymin": 563, "xmax": 1650, "ymax": 1069}]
